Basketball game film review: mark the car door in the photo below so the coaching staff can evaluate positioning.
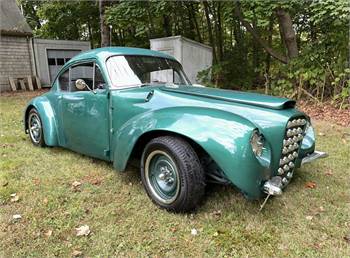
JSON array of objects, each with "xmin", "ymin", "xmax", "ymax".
[{"xmin": 59, "ymin": 61, "xmax": 110, "ymax": 160}]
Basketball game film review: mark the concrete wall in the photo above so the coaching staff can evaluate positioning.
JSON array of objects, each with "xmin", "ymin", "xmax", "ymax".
[
  {"xmin": 33, "ymin": 39, "xmax": 90, "ymax": 86},
  {"xmin": 0, "ymin": 35, "xmax": 34, "ymax": 92},
  {"xmin": 150, "ymin": 36, "xmax": 212, "ymax": 84}
]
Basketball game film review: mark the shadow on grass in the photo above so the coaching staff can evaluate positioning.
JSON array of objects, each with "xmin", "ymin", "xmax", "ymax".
[{"xmin": 30, "ymin": 144, "xmax": 319, "ymax": 219}]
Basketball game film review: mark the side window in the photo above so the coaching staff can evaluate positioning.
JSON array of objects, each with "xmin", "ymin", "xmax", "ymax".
[
  {"xmin": 70, "ymin": 63, "xmax": 94, "ymax": 92},
  {"xmin": 174, "ymin": 70, "xmax": 183, "ymax": 84},
  {"xmin": 58, "ymin": 69, "xmax": 69, "ymax": 91},
  {"xmin": 95, "ymin": 65, "xmax": 106, "ymax": 89}
]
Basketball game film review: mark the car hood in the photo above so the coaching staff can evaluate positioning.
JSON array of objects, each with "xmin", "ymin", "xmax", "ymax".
[{"xmin": 160, "ymin": 85, "xmax": 295, "ymax": 110}]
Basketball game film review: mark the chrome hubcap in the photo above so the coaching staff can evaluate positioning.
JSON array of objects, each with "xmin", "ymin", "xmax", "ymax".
[
  {"xmin": 29, "ymin": 113, "xmax": 41, "ymax": 143},
  {"xmin": 145, "ymin": 150, "xmax": 180, "ymax": 204}
]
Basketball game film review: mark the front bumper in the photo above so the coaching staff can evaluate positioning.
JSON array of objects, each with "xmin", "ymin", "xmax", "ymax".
[
  {"xmin": 301, "ymin": 150, "xmax": 328, "ymax": 165},
  {"xmin": 263, "ymin": 150, "xmax": 327, "ymax": 196}
]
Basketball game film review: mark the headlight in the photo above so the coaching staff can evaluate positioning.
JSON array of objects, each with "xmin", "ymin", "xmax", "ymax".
[
  {"xmin": 304, "ymin": 120, "xmax": 312, "ymax": 134},
  {"xmin": 250, "ymin": 129, "xmax": 264, "ymax": 156},
  {"xmin": 301, "ymin": 120, "xmax": 315, "ymax": 149}
]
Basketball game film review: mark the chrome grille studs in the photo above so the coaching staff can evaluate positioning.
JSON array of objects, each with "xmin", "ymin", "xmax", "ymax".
[
  {"xmin": 276, "ymin": 117, "xmax": 307, "ymax": 187},
  {"xmin": 287, "ymin": 118, "xmax": 307, "ymax": 129}
]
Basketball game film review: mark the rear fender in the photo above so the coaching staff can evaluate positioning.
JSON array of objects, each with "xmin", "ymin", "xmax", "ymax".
[{"xmin": 24, "ymin": 96, "xmax": 59, "ymax": 146}]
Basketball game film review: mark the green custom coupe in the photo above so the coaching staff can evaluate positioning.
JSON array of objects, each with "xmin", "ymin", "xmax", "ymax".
[{"xmin": 24, "ymin": 47, "xmax": 327, "ymax": 212}]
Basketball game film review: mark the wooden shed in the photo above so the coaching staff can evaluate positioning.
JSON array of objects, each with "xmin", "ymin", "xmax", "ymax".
[{"xmin": 0, "ymin": 0, "xmax": 35, "ymax": 92}]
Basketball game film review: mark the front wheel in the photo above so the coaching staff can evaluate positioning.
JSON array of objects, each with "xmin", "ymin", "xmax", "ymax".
[
  {"xmin": 141, "ymin": 136, "xmax": 205, "ymax": 212},
  {"xmin": 27, "ymin": 108, "xmax": 45, "ymax": 147}
]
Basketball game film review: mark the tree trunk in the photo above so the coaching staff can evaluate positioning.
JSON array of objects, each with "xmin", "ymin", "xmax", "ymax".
[
  {"xmin": 275, "ymin": 7, "xmax": 298, "ymax": 60},
  {"xmin": 99, "ymin": 0, "xmax": 110, "ymax": 47},
  {"xmin": 185, "ymin": 2, "xmax": 196, "ymax": 40},
  {"xmin": 234, "ymin": 2, "xmax": 288, "ymax": 64},
  {"xmin": 163, "ymin": 15, "xmax": 171, "ymax": 36},
  {"xmin": 202, "ymin": 0, "xmax": 217, "ymax": 64},
  {"xmin": 190, "ymin": 2, "xmax": 202, "ymax": 43},
  {"xmin": 145, "ymin": 1, "xmax": 155, "ymax": 37},
  {"xmin": 265, "ymin": 15, "xmax": 274, "ymax": 92},
  {"xmin": 252, "ymin": 10, "xmax": 259, "ymax": 81},
  {"xmin": 216, "ymin": 2, "xmax": 224, "ymax": 61},
  {"xmin": 87, "ymin": 21, "xmax": 94, "ymax": 49}
]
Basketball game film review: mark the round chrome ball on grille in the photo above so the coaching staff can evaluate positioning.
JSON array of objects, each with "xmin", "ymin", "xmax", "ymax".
[
  {"xmin": 278, "ymin": 168, "xmax": 284, "ymax": 175},
  {"xmin": 283, "ymin": 164, "xmax": 290, "ymax": 172}
]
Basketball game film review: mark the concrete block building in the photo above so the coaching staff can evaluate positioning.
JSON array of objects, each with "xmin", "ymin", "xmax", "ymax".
[{"xmin": 150, "ymin": 36, "xmax": 213, "ymax": 84}]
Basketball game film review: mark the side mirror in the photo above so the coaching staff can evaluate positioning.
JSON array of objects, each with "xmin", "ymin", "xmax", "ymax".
[{"xmin": 75, "ymin": 79, "xmax": 89, "ymax": 91}]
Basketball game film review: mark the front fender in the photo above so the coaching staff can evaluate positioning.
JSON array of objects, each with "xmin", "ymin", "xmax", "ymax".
[
  {"xmin": 113, "ymin": 106, "xmax": 268, "ymax": 199},
  {"xmin": 24, "ymin": 96, "xmax": 59, "ymax": 146}
]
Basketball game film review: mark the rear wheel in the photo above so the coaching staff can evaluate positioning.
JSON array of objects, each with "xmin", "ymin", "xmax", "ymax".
[
  {"xmin": 141, "ymin": 136, "xmax": 205, "ymax": 212},
  {"xmin": 27, "ymin": 108, "xmax": 45, "ymax": 147}
]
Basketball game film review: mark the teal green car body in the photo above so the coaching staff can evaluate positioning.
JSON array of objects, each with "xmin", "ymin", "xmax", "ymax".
[{"xmin": 24, "ymin": 47, "xmax": 318, "ymax": 199}]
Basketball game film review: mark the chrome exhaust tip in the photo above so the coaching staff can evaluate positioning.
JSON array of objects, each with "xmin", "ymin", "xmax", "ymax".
[{"xmin": 263, "ymin": 176, "xmax": 283, "ymax": 196}]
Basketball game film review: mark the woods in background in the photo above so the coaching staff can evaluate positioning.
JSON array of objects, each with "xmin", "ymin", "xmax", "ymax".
[{"xmin": 19, "ymin": 0, "xmax": 349, "ymax": 107}]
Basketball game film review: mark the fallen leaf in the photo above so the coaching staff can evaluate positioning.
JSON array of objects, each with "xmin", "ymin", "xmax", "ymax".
[
  {"xmin": 10, "ymin": 193, "xmax": 16, "ymax": 197},
  {"xmin": 13, "ymin": 214, "xmax": 22, "ymax": 220},
  {"xmin": 344, "ymin": 233, "xmax": 350, "ymax": 244},
  {"xmin": 213, "ymin": 231, "xmax": 219, "ymax": 237},
  {"xmin": 10, "ymin": 195, "xmax": 19, "ymax": 202},
  {"xmin": 305, "ymin": 181, "xmax": 316, "ymax": 189},
  {"xmin": 306, "ymin": 215, "xmax": 313, "ymax": 220},
  {"xmin": 318, "ymin": 132, "xmax": 325, "ymax": 136},
  {"xmin": 43, "ymin": 198, "xmax": 48, "ymax": 204},
  {"xmin": 44, "ymin": 230, "xmax": 52, "ymax": 238},
  {"xmin": 72, "ymin": 181, "xmax": 82, "ymax": 188},
  {"xmin": 75, "ymin": 225, "xmax": 90, "ymax": 236},
  {"xmin": 90, "ymin": 178, "xmax": 101, "ymax": 185},
  {"xmin": 342, "ymin": 132, "xmax": 350, "ymax": 140},
  {"xmin": 325, "ymin": 170, "xmax": 333, "ymax": 176},
  {"xmin": 211, "ymin": 210, "xmax": 222, "ymax": 218},
  {"xmin": 33, "ymin": 178, "xmax": 40, "ymax": 185},
  {"xmin": 72, "ymin": 250, "xmax": 83, "ymax": 257},
  {"xmin": 191, "ymin": 228, "xmax": 198, "ymax": 236}
]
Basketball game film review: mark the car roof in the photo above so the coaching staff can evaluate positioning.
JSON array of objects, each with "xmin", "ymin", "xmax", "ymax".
[{"xmin": 67, "ymin": 47, "xmax": 177, "ymax": 65}]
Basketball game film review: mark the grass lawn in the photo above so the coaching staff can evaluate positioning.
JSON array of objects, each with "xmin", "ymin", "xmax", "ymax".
[{"xmin": 0, "ymin": 91, "xmax": 349, "ymax": 257}]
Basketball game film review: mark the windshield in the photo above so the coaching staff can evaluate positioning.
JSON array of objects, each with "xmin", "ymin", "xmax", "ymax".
[{"xmin": 106, "ymin": 55, "xmax": 191, "ymax": 88}]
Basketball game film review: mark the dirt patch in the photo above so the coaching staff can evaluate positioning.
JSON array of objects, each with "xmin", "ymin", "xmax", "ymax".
[
  {"xmin": 298, "ymin": 100, "xmax": 350, "ymax": 127},
  {"xmin": 0, "ymin": 89, "xmax": 49, "ymax": 98}
]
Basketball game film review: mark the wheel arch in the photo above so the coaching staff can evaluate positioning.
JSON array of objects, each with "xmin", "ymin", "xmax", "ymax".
[
  {"xmin": 24, "ymin": 104, "xmax": 35, "ymax": 132},
  {"xmin": 24, "ymin": 97, "xmax": 59, "ymax": 146},
  {"xmin": 130, "ymin": 130, "xmax": 209, "ymax": 162},
  {"xmin": 112, "ymin": 106, "xmax": 268, "ymax": 199}
]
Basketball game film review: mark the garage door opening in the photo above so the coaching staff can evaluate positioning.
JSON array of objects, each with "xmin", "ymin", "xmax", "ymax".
[{"xmin": 47, "ymin": 49, "xmax": 81, "ymax": 82}]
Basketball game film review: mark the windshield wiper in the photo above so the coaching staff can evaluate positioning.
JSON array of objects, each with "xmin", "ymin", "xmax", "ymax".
[{"xmin": 139, "ymin": 83, "xmax": 152, "ymax": 87}]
